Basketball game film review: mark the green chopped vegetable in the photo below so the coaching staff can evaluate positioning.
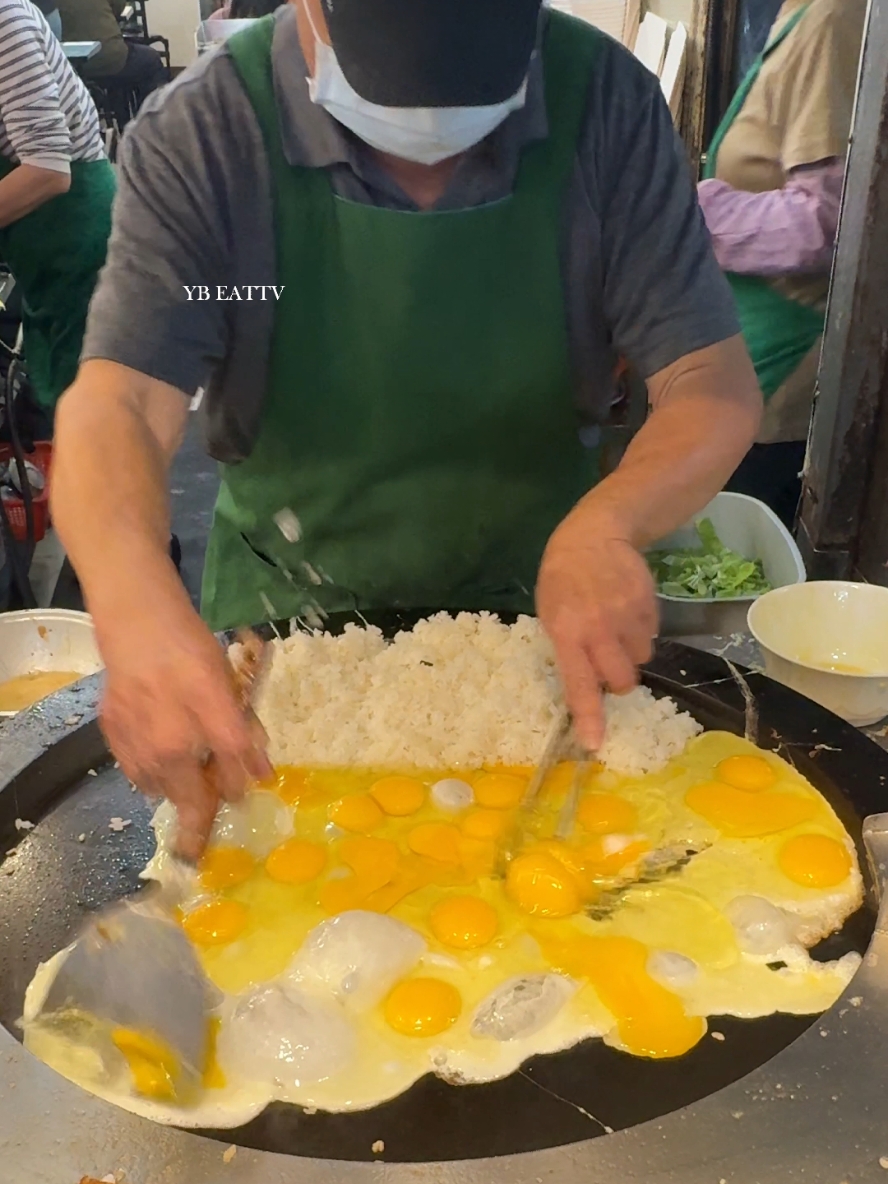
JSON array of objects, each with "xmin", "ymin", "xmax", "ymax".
[{"xmin": 647, "ymin": 518, "xmax": 772, "ymax": 600}]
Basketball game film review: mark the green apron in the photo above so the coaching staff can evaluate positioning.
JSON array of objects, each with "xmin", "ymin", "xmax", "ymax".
[
  {"xmin": 202, "ymin": 11, "xmax": 603, "ymax": 631},
  {"xmin": 703, "ymin": 3, "xmax": 824, "ymax": 399},
  {"xmin": 0, "ymin": 156, "xmax": 116, "ymax": 410}
]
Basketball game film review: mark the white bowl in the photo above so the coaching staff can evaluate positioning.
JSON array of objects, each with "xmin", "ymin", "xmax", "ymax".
[
  {"xmin": 650, "ymin": 491, "xmax": 806, "ymax": 638},
  {"xmin": 0, "ymin": 609, "xmax": 103, "ymax": 718},
  {"xmin": 748, "ymin": 581, "xmax": 888, "ymax": 727}
]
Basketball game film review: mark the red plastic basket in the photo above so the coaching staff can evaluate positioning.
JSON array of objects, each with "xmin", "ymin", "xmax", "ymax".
[{"xmin": 0, "ymin": 440, "xmax": 52, "ymax": 544}]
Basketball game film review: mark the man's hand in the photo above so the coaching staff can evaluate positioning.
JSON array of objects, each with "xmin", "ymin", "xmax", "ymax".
[
  {"xmin": 537, "ymin": 337, "xmax": 761, "ymax": 751},
  {"xmin": 537, "ymin": 510, "xmax": 658, "ymax": 750},
  {"xmin": 52, "ymin": 362, "xmax": 274, "ymax": 860},
  {"xmin": 98, "ymin": 598, "xmax": 272, "ymax": 861}
]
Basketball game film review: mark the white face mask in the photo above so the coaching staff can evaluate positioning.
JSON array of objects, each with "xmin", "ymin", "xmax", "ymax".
[{"xmin": 303, "ymin": 3, "xmax": 528, "ymax": 165}]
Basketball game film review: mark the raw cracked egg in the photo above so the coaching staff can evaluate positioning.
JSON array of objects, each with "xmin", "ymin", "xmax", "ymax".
[
  {"xmin": 429, "ymin": 895, "xmax": 498, "ymax": 949},
  {"xmin": 384, "ymin": 976, "xmax": 462, "ymax": 1037},
  {"xmin": 506, "ymin": 848, "xmax": 582, "ymax": 918},
  {"xmin": 577, "ymin": 793, "xmax": 638, "ymax": 835},
  {"xmin": 25, "ymin": 728, "xmax": 864, "ymax": 1128},
  {"xmin": 371, "ymin": 776, "xmax": 426, "ymax": 816},
  {"xmin": 779, "ymin": 834, "xmax": 853, "ymax": 888},
  {"xmin": 265, "ymin": 838, "xmax": 326, "ymax": 885}
]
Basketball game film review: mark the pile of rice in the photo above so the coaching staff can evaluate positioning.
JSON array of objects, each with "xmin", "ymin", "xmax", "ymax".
[{"xmin": 256, "ymin": 612, "xmax": 701, "ymax": 776}]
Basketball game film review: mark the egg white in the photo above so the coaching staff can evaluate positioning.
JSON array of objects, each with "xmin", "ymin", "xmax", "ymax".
[{"xmin": 22, "ymin": 731, "xmax": 868, "ymax": 1128}]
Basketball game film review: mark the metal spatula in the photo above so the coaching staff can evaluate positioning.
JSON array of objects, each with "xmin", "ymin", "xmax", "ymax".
[
  {"xmin": 586, "ymin": 842, "xmax": 708, "ymax": 922},
  {"xmin": 29, "ymin": 631, "xmax": 271, "ymax": 1099}
]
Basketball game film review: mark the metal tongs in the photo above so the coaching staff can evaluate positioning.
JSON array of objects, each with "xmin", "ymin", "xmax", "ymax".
[
  {"xmin": 497, "ymin": 708, "xmax": 706, "ymax": 918},
  {"xmin": 29, "ymin": 630, "xmax": 271, "ymax": 1100},
  {"xmin": 497, "ymin": 712, "xmax": 591, "ymax": 872}
]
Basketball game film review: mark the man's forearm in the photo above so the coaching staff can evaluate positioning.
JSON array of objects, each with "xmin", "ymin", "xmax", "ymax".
[
  {"xmin": 0, "ymin": 163, "xmax": 70, "ymax": 228},
  {"xmin": 568, "ymin": 336, "xmax": 762, "ymax": 549},
  {"xmin": 51, "ymin": 362, "xmax": 192, "ymax": 634}
]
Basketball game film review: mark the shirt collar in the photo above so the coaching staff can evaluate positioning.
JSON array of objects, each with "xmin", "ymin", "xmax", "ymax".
[{"xmin": 267, "ymin": 4, "xmax": 549, "ymax": 174}]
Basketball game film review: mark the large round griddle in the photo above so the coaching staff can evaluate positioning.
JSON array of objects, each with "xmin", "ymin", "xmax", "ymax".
[{"xmin": 2, "ymin": 621, "xmax": 888, "ymax": 1183}]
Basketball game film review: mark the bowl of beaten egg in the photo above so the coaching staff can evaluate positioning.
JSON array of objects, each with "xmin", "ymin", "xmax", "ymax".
[
  {"xmin": 0, "ymin": 609, "xmax": 102, "ymax": 717},
  {"xmin": 748, "ymin": 581, "xmax": 888, "ymax": 726}
]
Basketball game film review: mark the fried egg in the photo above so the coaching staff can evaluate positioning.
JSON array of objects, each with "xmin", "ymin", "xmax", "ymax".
[{"xmin": 24, "ymin": 731, "xmax": 864, "ymax": 1126}]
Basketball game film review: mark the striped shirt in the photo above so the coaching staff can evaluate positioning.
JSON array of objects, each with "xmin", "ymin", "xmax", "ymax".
[{"xmin": 0, "ymin": 0, "xmax": 104, "ymax": 174}]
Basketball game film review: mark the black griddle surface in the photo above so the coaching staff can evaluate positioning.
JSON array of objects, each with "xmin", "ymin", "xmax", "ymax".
[{"xmin": 1, "ymin": 624, "xmax": 885, "ymax": 1163}]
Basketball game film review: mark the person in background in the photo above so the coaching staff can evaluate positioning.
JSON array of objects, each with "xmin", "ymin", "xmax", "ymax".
[
  {"xmin": 57, "ymin": 0, "xmax": 167, "ymax": 120},
  {"xmin": 0, "ymin": 0, "xmax": 115, "ymax": 412},
  {"xmin": 698, "ymin": 0, "xmax": 867, "ymax": 528},
  {"xmin": 31, "ymin": 0, "xmax": 61, "ymax": 39}
]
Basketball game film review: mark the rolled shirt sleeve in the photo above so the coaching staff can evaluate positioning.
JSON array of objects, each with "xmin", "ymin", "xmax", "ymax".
[
  {"xmin": 0, "ymin": 1, "xmax": 73, "ymax": 173},
  {"xmin": 697, "ymin": 159, "xmax": 845, "ymax": 276},
  {"xmin": 84, "ymin": 108, "xmax": 225, "ymax": 397}
]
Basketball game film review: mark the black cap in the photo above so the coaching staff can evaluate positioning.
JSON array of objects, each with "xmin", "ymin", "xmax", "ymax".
[{"xmin": 322, "ymin": 0, "xmax": 542, "ymax": 108}]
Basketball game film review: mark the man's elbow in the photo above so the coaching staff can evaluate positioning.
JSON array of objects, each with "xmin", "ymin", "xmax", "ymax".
[{"xmin": 691, "ymin": 333, "xmax": 764, "ymax": 449}]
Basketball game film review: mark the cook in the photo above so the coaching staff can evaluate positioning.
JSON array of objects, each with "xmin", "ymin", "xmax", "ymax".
[
  {"xmin": 51, "ymin": 0, "xmax": 761, "ymax": 856},
  {"xmin": 0, "ymin": 0, "xmax": 114, "ymax": 411},
  {"xmin": 698, "ymin": 0, "xmax": 866, "ymax": 527}
]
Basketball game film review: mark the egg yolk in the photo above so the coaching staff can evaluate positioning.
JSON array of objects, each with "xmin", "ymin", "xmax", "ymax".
[
  {"xmin": 182, "ymin": 900, "xmax": 248, "ymax": 946},
  {"xmin": 716, "ymin": 755, "xmax": 776, "ymax": 792},
  {"xmin": 536, "ymin": 839, "xmax": 587, "ymax": 878},
  {"xmin": 265, "ymin": 838, "xmax": 326, "ymax": 884},
  {"xmin": 340, "ymin": 836, "xmax": 400, "ymax": 881},
  {"xmin": 484, "ymin": 764, "xmax": 535, "ymax": 778},
  {"xmin": 112, "ymin": 1027, "xmax": 182, "ymax": 1101},
  {"xmin": 474, "ymin": 773, "xmax": 526, "ymax": 810},
  {"xmin": 272, "ymin": 766, "xmax": 317, "ymax": 805},
  {"xmin": 384, "ymin": 977, "xmax": 462, "ymax": 1036},
  {"xmin": 540, "ymin": 761, "xmax": 580, "ymax": 800},
  {"xmin": 198, "ymin": 845, "xmax": 255, "ymax": 890},
  {"xmin": 506, "ymin": 849, "xmax": 581, "ymax": 918},
  {"xmin": 582, "ymin": 836, "xmax": 650, "ymax": 878},
  {"xmin": 577, "ymin": 793, "xmax": 638, "ymax": 835},
  {"xmin": 321, "ymin": 836, "xmax": 403, "ymax": 913},
  {"xmin": 429, "ymin": 895, "xmax": 498, "ymax": 949},
  {"xmin": 407, "ymin": 822, "xmax": 462, "ymax": 864},
  {"xmin": 544, "ymin": 934, "xmax": 706, "ymax": 1058},
  {"xmin": 362, "ymin": 867, "xmax": 428, "ymax": 914},
  {"xmin": 779, "ymin": 834, "xmax": 852, "ymax": 888},
  {"xmin": 685, "ymin": 781, "xmax": 817, "ymax": 837},
  {"xmin": 461, "ymin": 808, "xmax": 507, "ymax": 840},
  {"xmin": 370, "ymin": 776, "xmax": 426, "ymax": 817},
  {"xmin": 329, "ymin": 793, "xmax": 384, "ymax": 833}
]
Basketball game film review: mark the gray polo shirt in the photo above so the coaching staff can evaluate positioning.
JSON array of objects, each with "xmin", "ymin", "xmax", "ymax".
[{"xmin": 83, "ymin": 6, "xmax": 739, "ymax": 463}]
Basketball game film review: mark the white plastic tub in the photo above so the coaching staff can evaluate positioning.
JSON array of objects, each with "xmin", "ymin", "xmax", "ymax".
[
  {"xmin": 195, "ymin": 18, "xmax": 256, "ymax": 53},
  {"xmin": 0, "ymin": 609, "xmax": 103, "ymax": 718},
  {"xmin": 748, "ymin": 581, "xmax": 888, "ymax": 726},
  {"xmin": 649, "ymin": 492, "xmax": 806, "ymax": 638}
]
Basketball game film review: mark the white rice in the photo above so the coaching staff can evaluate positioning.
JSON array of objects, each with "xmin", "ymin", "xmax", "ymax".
[{"xmin": 255, "ymin": 612, "xmax": 701, "ymax": 775}]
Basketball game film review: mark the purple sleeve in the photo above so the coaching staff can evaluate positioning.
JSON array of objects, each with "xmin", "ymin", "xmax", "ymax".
[{"xmin": 696, "ymin": 159, "xmax": 844, "ymax": 276}]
